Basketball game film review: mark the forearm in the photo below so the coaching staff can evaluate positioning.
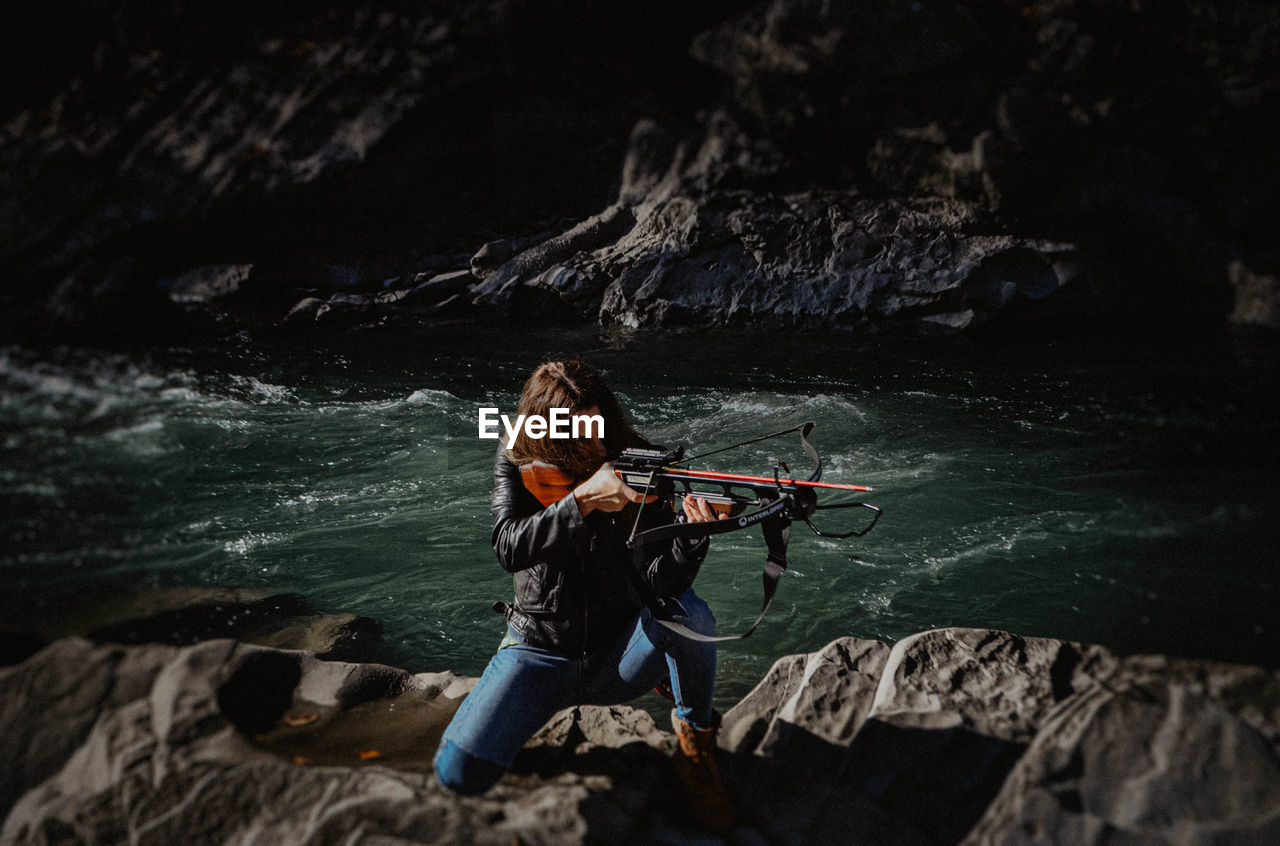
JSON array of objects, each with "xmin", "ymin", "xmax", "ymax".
[{"xmin": 639, "ymin": 534, "xmax": 710, "ymax": 597}]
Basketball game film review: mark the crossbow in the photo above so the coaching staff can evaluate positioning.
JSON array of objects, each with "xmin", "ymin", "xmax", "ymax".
[{"xmin": 616, "ymin": 422, "xmax": 881, "ymax": 641}]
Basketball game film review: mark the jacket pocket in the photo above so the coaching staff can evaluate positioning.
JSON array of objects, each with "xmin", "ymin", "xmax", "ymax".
[{"xmin": 512, "ymin": 562, "xmax": 564, "ymax": 615}]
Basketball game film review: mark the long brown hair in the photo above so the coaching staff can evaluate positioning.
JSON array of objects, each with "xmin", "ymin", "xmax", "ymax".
[{"xmin": 506, "ymin": 360, "xmax": 634, "ymax": 477}]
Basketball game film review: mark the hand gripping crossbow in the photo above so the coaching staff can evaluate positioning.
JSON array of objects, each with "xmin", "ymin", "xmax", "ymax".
[{"xmin": 617, "ymin": 422, "xmax": 881, "ymax": 641}]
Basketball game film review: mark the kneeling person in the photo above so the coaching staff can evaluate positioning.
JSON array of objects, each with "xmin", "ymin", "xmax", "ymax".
[{"xmin": 434, "ymin": 360, "xmax": 733, "ymax": 832}]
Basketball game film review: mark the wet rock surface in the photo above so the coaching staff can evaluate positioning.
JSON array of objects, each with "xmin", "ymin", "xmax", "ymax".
[
  {"xmin": 3, "ymin": 628, "xmax": 1277, "ymax": 844},
  {"xmin": 0, "ymin": 586, "xmax": 384, "ymax": 667}
]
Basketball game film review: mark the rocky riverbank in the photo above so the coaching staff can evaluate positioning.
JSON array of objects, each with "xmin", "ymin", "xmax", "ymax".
[
  {"xmin": 3, "ymin": 1, "xmax": 1278, "ymax": 343},
  {"xmin": 3, "ymin": 628, "xmax": 1277, "ymax": 845}
]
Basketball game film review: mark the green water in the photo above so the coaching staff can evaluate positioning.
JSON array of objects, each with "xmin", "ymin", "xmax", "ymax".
[{"xmin": 3, "ymin": 325, "xmax": 1277, "ymax": 711}]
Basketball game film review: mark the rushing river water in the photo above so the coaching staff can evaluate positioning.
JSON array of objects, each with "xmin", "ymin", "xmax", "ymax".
[{"xmin": 2, "ymin": 324, "xmax": 1277, "ymax": 712}]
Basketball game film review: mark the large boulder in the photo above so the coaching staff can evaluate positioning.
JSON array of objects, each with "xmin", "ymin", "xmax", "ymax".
[
  {"xmin": 720, "ymin": 628, "xmax": 1280, "ymax": 845},
  {"xmin": 0, "ymin": 637, "xmax": 709, "ymax": 844},
  {"xmin": 3, "ymin": 629, "xmax": 1277, "ymax": 844},
  {"xmin": 472, "ymin": 127, "xmax": 1084, "ymax": 332},
  {"xmin": 964, "ymin": 651, "xmax": 1280, "ymax": 844}
]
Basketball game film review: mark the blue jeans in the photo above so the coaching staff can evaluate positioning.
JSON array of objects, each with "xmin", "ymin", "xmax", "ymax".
[{"xmin": 434, "ymin": 588, "xmax": 717, "ymax": 795}]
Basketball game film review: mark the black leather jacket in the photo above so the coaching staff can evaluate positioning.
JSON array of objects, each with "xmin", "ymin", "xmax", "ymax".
[{"xmin": 490, "ymin": 444, "xmax": 710, "ymax": 656}]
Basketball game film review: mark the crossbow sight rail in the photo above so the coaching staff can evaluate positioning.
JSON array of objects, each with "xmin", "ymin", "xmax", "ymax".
[{"xmin": 618, "ymin": 421, "xmax": 882, "ymax": 540}]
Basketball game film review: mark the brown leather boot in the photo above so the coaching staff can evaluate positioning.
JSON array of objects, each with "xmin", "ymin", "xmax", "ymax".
[{"xmin": 671, "ymin": 710, "xmax": 735, "ymax": 833}]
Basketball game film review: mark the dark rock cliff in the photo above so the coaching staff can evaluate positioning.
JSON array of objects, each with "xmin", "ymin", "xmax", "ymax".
[{"xmin": 2, "ymin": 0, "xmax": 1278, "ymax": 341}]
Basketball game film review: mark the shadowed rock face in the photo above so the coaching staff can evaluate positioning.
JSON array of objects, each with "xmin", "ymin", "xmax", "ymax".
[
  {"xmin": 719, "ymin": 629, "xmax": 1280, "ymax": 845},
  {"xmin": 3, "ymin": 628, "xmax": 1277, "ymax": 844},
  {"xmin": 3, "ymin": 1, "xmax": 1277, "ymax": 340}
]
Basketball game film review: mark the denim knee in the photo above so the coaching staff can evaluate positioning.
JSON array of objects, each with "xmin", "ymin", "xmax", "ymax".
[
  {"xmin": 433, "ymin": 739, "xmax": 507, "ymax": 796},
  {"xmin": 673, "ymin": 589, "xmax": 716, "ymax": 637}
]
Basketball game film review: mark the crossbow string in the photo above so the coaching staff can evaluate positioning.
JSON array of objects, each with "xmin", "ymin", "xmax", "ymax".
[{"xmin": 623, "ymin": 422, "xmax": 880, "ymax": 642}]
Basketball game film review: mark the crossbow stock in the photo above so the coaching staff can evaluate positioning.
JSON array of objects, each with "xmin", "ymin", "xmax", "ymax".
[{"xmin": 620, "ymin": 422, "xmax": 881, "ymax": 641}]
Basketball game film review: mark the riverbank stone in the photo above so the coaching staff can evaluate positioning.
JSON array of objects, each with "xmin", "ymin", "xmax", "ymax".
[
  {"xmin": 7, "ymin": 2, "xmax": 1273, "ymax": 340},
  {"xmin": 3, "ymin": 628, "xmax": 1277, "ymax": 844},
  {"xmin": 0, "ymin": 586, "xmax": 384, "ymax": 667}
]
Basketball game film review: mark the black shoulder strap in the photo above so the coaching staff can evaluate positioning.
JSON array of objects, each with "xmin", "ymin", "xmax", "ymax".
[{"xmin": 628, "ymin": 504, "xmax": 793, "ymax": 642}]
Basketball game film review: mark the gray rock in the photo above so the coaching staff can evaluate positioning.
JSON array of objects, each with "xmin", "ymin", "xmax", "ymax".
[
  {"xmin": 8, "ymin": 2, "xmax": 1276, "ymax": 338},
  {"xmin": 469, "ymin": 109, "xmax": 1085, "ymax": 332},
  {"xmin": 0, "ymin": 8, "xmax": 464, "ymax": 278},
  {"xmin": 0, "ymin": 586, "xmax": 383, "ymax": 666},
  {"xmin": 4, "ymin": 629, "xmax": 1278, "ymax": 844},
  {"xmin": 0, "ymin": 638, "xmax": 180, "ymax": 815},
  {"xmin": 470, "ymin": 239, "xmax": 518, "ymax": 280},
  {"xmin": 721, "ymin": 636, "xmax": 890, "ymax": 764},
  {"xmin": 472, "ymin": 204, "xmax": 638, "ymax": 316},
  {"xmin": 401, "ymin": 269, "xmax": 475, "ymax": 306},
  {"xmin": 866, "ymin": 628, "xmax": 1118, "ymax": 742},
  {"xmin": 429, "ymin": 292, "xmax": 474, "ymax": 317},
  {"xmin": 962, "ymin": 652, "xmax": 1280, "ymax": 845},
  {"xmin": 282, "ymin": 296, "xmax": 327, "ymax": 324},
  {"xmin": 1, "ymin": 639, "xmax": 491, "ymax": 845},
  {"xmin": 723, "ymin": 629, "xmax": 1280, "ymax": 845},
  {"xmin": 1229, "ymin": 261, "xmax": 1280, "ymax": 329},
  {"xmin": 321, "ymin": 292, "xmax": 370, "ymax": 311},
  {"xmin": 456, "ymin": 0, "xmax": 1278, "ymax": 332},
  {"xmin": 164, "ymin": 264, "xmax": 253, "ymax": 304},
  {"xmin": 252, "ymin": 611, "xmax": 385, "ymax": 663},
  {"xmin": 0, "ymin": 639, "xmax": 701, "ymax": 846}
]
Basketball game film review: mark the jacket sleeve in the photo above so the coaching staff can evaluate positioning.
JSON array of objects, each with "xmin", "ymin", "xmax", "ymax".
[
  {"xmin": 633, "ymin": 510, "xmax": 712, "ymax": 598},
  {"xmin": 490, "ymin": 445, "xmax": 588, "ymax": 573}
]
